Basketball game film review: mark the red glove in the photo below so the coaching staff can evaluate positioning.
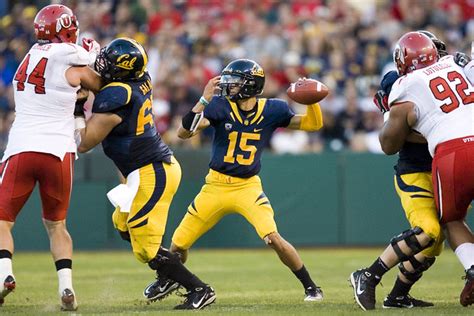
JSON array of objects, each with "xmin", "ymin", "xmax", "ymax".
[
  {"xmin": 82, "ymin": 38, "xmax": 100, "ymax": 55},
  {"xmin": 373, "ymin": 90, "xmax": 390, "ymax": 114}
]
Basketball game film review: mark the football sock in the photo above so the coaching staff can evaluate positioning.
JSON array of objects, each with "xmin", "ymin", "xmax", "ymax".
[
  {"xmin": 454, "ymin": 243, "xmax": 474, "ymax": 270},
  {"xmin": 388, "ymin": 276, "xmax": 413, "ymax": 298},
  {"xmin": 292, "ymin": 265, "xmax": 317, "ymax": 289},
  {"xmin": 0, "ymin": 249, "xmax": 13, "ymax": 281},
  {"xmin": 368, "ymin": 257, "xmax": 389, "ymax": 281},
  {"xmin": 56, "ymin": 259, "xmax": 73, "ymax": 294},
  {"xmin": 166, "ymin": 263, "xmax": 207, "ymax": 291}
]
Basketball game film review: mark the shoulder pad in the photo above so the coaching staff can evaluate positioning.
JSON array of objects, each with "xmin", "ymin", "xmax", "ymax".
[
  {"xmin": 55, "ymin": 43, "xmax": 92, "ymax": 66},
  {"xmin": 388, "ymin": 76, "xmax": 410, "ymax": 106},
  {"xmin": 93, "ymin": 83, "xmax": 132, "ymax": 113}
]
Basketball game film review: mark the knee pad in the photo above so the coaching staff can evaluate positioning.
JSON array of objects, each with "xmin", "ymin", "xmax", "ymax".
[
  {"xmin": 148, "ymin": 247, "xmax": 181, "ymax": 276},
  {"xmin": 398, "ymin": 256, "xmax": 436, "ymax": 282},
  {"xmin": 390, "ymin": 226, "xmax": 434, "ymax": 262},
  {"xmin": 118, "ymin": 230, "xmax": 131, "ymax": 243}
]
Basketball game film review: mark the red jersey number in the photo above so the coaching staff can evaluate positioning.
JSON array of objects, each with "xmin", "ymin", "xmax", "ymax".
[
  {"xmin": 429, "ymin": 71, "xmax": 474, "ymax": 113},
  {"xmin": 13, "ymin": 55, "xmax": 48, "ymax": 94}
]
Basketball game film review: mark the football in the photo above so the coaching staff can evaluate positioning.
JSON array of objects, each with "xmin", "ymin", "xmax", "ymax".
[{"xmin": 286, "ymin": 78, "xmax": 329, "ymax": 105}]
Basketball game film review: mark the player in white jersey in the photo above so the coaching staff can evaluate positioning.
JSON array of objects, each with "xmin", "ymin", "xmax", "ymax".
[
  {"xmin": 380, "ymin": 31, "xmax": 474, "ymax": 307},
  {"xmin": 0, "ymin": 4, "xmax": 102, "ymax": 311}
]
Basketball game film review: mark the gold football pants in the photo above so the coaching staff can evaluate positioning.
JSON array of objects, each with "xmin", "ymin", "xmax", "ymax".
[
  {"xmin": 112, "ymin": 157, "xmax": 181, "ymax": 263},
  {"xmin": 172, "ymin": 169, "xmax": 277, "ymax": 250},
  {"xmin": 394, "ymin": 171, "xmax": 444, "ymax": 257}
]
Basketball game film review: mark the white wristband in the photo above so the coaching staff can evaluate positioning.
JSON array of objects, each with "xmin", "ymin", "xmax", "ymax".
[
  {"xmin": 74, "ymin": 116, "xmax": 86, "ymax": 130},
  {"xmin": 383, "ymin": 112, "xmax": 390, "ymax": 123}
]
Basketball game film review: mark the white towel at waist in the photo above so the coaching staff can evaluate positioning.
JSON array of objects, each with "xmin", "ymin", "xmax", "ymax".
[{"xmin": 106, "ymin": 169, "xmax": 140, "ymax": 213}]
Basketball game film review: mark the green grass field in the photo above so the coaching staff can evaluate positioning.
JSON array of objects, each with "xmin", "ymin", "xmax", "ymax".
[{"xmin": 0, "ymin": 248, "xmax": 472, "ymax": 315}]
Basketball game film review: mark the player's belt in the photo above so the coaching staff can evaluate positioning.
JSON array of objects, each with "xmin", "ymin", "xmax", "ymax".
[{"xmin": 207, "ymin": 169, "xmax": 260, "ymax": 184}]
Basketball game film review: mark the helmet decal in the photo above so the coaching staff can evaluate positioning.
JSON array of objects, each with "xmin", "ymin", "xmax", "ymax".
[
  {"xmin": 116, "ymin": 54, "xmax": 137, "ymax": 70},
  {"xmin": 57, "ymin": 13, "xmax": 73, "ymax": 32},
  {"xmin": 95, "ymin": 38, "xmax": 147, "ymax": 82}
]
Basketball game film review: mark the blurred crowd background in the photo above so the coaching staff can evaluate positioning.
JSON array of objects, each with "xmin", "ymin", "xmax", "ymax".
[{"xmin": 0, "ymin": 0, "xmax": 473, "ymax": 155}]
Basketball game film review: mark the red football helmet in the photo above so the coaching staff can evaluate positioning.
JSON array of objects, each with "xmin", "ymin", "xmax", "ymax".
[
  {"xmin": 393, "ymin": 32, "xmax": 438, "ymax": 75},
  {"xmin": 34, "ymin": 4, "xmax": 79, "ymax": 44}
]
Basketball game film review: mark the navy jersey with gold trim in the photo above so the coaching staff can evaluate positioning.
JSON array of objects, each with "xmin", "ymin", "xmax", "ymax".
[
  {"xmin": 395, "ymin": 142, "xmax": 432, "ymax": 175},
  {"xmin": 92, "ymin": 72, "xmax": 172, "ymax": 177},
  {"xmin": 204, "ymin": 96, "xmax": 294, "ymax": 178}
]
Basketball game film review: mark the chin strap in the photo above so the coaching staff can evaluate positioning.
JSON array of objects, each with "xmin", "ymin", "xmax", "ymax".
[{"xmin": 300, "ymin": 103, "xmax": 323, "ymax": 132}]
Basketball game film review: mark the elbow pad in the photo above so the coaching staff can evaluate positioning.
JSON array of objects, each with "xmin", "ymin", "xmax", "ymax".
[
  {"xmin": 182, "ymin": 111, "xmax": 203, "ymax": 132},
  {"xmin": 300, "ymin": 103, "xmax": 323, "ymax": 131}
]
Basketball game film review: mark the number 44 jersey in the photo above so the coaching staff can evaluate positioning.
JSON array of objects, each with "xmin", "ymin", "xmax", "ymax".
[
  {"xmin": 3, "ymin": 42, "xmax": 92, "ymax": 162},
  {"xmin": 389, "ymin": 55, "xmax": 474, "ymax": 156}
]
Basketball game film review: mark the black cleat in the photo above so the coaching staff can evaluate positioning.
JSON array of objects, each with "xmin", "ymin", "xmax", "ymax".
[
  {"xmin": 174, "ymin": 286, "xmax": 216, "ymax": 310},
  {"xmin": 460, "ymin": 265, "xmax": 474, "ymax": 307},
  {"xmin": 304, "ymin": 286, "xmax": 323, "ymax": 301},
  {"xmin": 349, "ymin": 269, "xmax": 377, "ymax": 311},
  {"xmin": 0, "ymin": 275, "xmax": 16, "ymax": 306},
  {"xmin": 383, "ymin": 294, "xmax": 434, "ymax": 308},
  {"xmin": 143, "ymin": 275, "xmax": 180, "ymax": 302}
]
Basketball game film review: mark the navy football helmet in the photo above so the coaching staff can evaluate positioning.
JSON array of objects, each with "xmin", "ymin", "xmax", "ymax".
[
  {"xmin": 219, "ymin": 59, "xmax": 265, "ymax": 100},
  {"xmin": 95, "ymin": 38, "xmax": 148, "ymax": 81},
  {"xmin": 418, "ymin": 30, "xmax": 447, "ymax": 57}
]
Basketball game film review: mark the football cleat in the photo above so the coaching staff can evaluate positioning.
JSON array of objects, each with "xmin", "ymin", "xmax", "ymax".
[
  {"xmin": 143, "ymin": 275, "xmax": 180, "ymax": 302},
  {"xmin": 304, "ymin": 286, "xmax": 323, "ymax": 301},
  {"xmin": 460, "ymin": 265, "xmax": 474, "ymax": 307},
  {"xmin": 349, "ymin": 269, "xmax": 377, "ymax": 311},
  {"xmin": 60, "ymin": 288, "xmax": 78, "ymax": 311},
  {"xmin": 0, "ymin": 275, "xmax": 16, "ymax": 306},
  {"xmin": 174, "ymin": 285, "xmax": 216, "ymax": 310},
  {"xmin": 383, "ymin": 294, "xmax": 434, "ymax": 308}
]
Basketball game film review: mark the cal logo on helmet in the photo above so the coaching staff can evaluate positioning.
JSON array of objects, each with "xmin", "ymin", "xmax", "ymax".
[
  {"xmin": 116, "ymin": 54, "xmax": 137, "ymax": 70},
  {"xmin": 95, "ymin": 38, "xmax": 148, "ymax": 81}
]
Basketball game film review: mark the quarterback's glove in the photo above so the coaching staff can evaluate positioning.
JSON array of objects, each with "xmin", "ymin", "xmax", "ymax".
[
  {"xmin": 454, "ymin": 51, "xmax": 472, "ymax": 68},
  {"xmin": 373, "ymin": 90, "xmax": 389, "ymax": 114}
]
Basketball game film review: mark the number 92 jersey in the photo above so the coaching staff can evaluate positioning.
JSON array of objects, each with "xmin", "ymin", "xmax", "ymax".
[
  {"xmin": 92, "ymin": 72, "xmax": 172, "ymax": 177},
  {"xmin": 388, "ymin": 55, "xmax": 474, "ymax": 156},
  {"xmin": 204, "ymin": 96, "xmax": 295, "ymax": 178}
]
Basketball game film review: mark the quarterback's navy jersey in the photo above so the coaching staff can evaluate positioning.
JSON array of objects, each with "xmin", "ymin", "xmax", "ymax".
[
  {"xmin": 92, "ymin": 73, "xmax": 172, "ymax": 176},
  {"xmin": 204, "ymin": 96, "xmax": 295, "ymax": 178},
  {"xmin": 395, "ymin": 142, "xmax": 432, "ymax": 175}
]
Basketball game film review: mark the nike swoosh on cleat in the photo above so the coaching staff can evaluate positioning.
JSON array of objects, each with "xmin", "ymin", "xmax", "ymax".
[
  {"xmin": 356, "ymin": 276, "xmax": 364, "ymax": 295},
  {"xmin": 158, "ymin": 284, "xmax": 168, "ymax": 292},
  {"xmin": 192, "ymin": 295, "xmax": 207, "ymax": 309}
]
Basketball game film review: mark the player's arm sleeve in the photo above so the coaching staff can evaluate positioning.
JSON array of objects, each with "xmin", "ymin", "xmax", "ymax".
[
  {"xmin": 92, "ymin": 83, "xmax": 131, "ymax": 119},
  {"xmin": 287, "ymin": 102, "xmax": 323, "ymax": 131}
]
